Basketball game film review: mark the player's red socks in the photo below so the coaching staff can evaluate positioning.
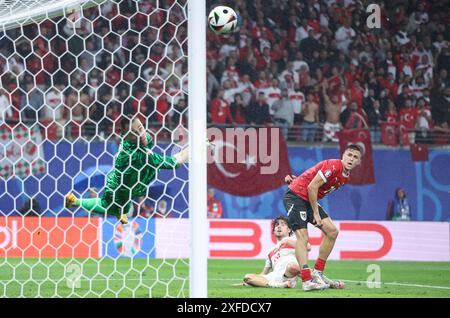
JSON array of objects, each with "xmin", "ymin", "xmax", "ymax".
[
  {"xmin": 300, "ymin": 268, "xmax": 312, "ymax": 282},
  {"xmin": 314, "ymin": 258, "xmax": 326, "ymax": 272}
]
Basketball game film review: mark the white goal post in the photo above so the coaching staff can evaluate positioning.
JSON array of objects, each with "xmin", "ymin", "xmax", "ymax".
[{"xmin": 187, "ymin": 0, "xmax": 207, "ymax": 298}]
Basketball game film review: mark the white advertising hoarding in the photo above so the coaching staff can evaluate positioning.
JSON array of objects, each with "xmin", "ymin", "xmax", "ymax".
[{"xmin": 155, "ymin": 219, "xmax": 450, "ymax": 261}]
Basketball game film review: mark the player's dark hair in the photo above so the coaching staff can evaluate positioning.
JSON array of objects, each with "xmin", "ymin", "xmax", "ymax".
[
  {"xmin": 346, "ymin": 144, "xmax": 362, "ymax": 154},
  {"xmin": 271, "ymin": 216, "xmax": 292, "ymax": 235}
]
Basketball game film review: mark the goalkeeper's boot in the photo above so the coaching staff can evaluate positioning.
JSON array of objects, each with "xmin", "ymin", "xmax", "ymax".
[
  {"xmin": 302, "ymin": 278, "xmax": 327, "ymax": 291},
  {"xmin": 65, "ymin": 192, "xmax": 77, "ymax": 208},
  {"xmin": 312, "ymin": 269, "xmax": 344, "ymax": 289},
  {"xmin": 118, "ymin": 213, "xmax": 129, "ymax": 225}
]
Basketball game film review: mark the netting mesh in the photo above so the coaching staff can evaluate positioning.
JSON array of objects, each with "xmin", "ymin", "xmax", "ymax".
[{"xmin": 0, "ymin": 0, "xmax": 191, "ymax": 297}]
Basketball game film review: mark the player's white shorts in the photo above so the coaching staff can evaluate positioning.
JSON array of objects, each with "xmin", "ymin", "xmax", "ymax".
[{"xmin": 263, "ymin": 259, "xmax": 297, "ymax": 286}]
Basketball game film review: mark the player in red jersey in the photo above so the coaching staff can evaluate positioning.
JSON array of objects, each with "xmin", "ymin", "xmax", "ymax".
[{"xmin": 283, "ymin": 144, "xmax": 362, "ymax": 291}]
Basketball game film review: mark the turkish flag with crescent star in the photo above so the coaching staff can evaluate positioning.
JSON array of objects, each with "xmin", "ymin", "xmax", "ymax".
[
  {"xmin": 337, "ymin": 128, "xmax": 375, "ymax": 185},
  {"xmin": 410, "ymin": 144, "xmax": 429, "ymax": 161},
  {"xmin": 207, "ymin": 128, "xmax": 292, "ymax": 196}
]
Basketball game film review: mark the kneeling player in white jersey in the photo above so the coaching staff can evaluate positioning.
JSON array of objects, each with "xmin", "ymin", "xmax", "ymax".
[{"xmin": 243, "ymin": 216, "xmax": 310, "ymax": 288}]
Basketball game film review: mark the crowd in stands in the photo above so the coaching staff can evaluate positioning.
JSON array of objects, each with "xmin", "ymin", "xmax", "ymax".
[
  {"xmin": 206, "ymin": 0, "xmax": 450, "ymax": 145},
  {"xmin": 0, "ymin": 0, "xmax": 449, "ymax": 145},
  {"xmin": 0, "ymin": 0, "xmax": 188, "ymax": 140}
]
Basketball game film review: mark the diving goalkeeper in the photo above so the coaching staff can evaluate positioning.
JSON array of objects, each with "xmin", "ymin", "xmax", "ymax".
[{"xmin": 65, "ymin": 115, "xmax": 193, "ymax": 224}]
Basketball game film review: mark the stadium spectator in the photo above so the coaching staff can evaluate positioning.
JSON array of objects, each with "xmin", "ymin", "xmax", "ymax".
[
  {"xmin": 261, "ymin": 78, "xmax": 281, "ymax": 114},
  {"xmin": 321, "ymin": 83, "xmax": 342, "ymax": 143},
  {"xmin": 210, "ymin": 89, "xmax": 234, "ymax": 125},
  {"xmin": 348, "ymin": 80, "xmax": 364, "ymax": 110},
  {"xmin": 229, "ymin": 93, "xmax": 247, "ymax": 124},
  {"xmin": 431, "ymin": 87, "xmax": 450, "ymax": 127},
  {"xmin": 253, "ymin": 71, "xmax": 271, "ymax": 90},
  {"xmin": 335, "ymin": 18, "xmax": 355, "ymax": 54},
  {"xmin": 399, "ymin": 98, "xmax": 418, "ymax": 144},
  {"xmin": 295, "ymin": 19, "xmax": 311, "ymax": 43},
  {"xmin": 271, "ymin": 88, "xmax": 295, "ymax": 139},
  {"xmin": 365, "ymin": 100, "xmax": 384, "ymax": 144},
  {"xmin": 386, "ymin": 188, "xmax": 412, "ymax": 221},
  {"xmin": 169, "ymin": 97, "xmax": 188, "ymax": 129},
  {"xmin": 415, "ymin": 98, "xmax": 433, "ymax": 143},
  {"xmin": 385, "ymin": 100, "xmax": 399, "ymax": 124},
  {"xmin": 433, "ymin": 121, "xmax": 450, "ymax": 144},
  {"xmin": 139, "ymin": 201, "xmax": 154, "ymax": 218},
  {"xmin": 246, "ymin": 91, "xmax": 271, "ymax": 126},
  {"xmin": 0, "ymin": 88, "xmax": 12, "ymax": 124},
  {"xmin": 20, "ymin": 83, "xmax": 44, "ymax": 124},
  {"xmin": 207, "ymin": 64, "xmax": 221, "ymax": 102},
  {"xmin": 435, "ymin": 69, "xmax": 450, "ymax": 92},
  {"xmin": 289, "ymin": 84, "xmax": 305, "ymax": 124},
  {"xmin": 301, "ymin": 91, "xmax": 319, "ymax": 142},
  {"xmin": 341, "ymin": 101, "xmax": 368, "ymax": 130},
  {"xmin": 44, "ymin": 85, "xmax": 65, "ymax": 122},
  {"xmin": 223, "ymin": 78, "xmax": 251, "ymax": 105},
  {"xmin": 153, "ymin": 199, "xmax": 171, "ymax": 218},
  {"xmin": 437, "ymin": 44, "xmax": 450, "ymax": 73}
]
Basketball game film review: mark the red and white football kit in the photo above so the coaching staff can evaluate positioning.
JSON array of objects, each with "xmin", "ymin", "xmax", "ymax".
[{"xmin": 263, "ymin": 237, "xmax": 297, "ymax": 286}]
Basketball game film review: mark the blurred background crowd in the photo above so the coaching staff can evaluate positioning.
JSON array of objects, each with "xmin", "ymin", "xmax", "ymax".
[{"xmin": 0, "ymin": 0, "xmax": 449, "ymax": 145}]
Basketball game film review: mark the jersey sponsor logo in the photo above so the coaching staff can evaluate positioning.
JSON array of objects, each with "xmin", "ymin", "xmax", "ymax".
[{"xmin": 300, "ymin": 211, "xmax": 307, "ymax": 221}]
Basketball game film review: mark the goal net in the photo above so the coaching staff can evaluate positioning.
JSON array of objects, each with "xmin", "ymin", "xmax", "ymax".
[{"xmin": 0, "ymin": 0, "xmax": 206, "ymax": 298}]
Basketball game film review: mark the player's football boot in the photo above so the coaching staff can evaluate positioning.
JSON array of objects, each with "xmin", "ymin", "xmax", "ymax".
[
  {"xmin": 312, "ymin": 269, "xmax": 344, "ymax": 289},
  {"xmin": 302, "ymin": 278, "xmax": 327, "ymax": 291},
  {"xmin": 119, "ymin": 214, "xmax": 129, "ymax": 225},
  {"xmin": 65, "ymin": 192, "xmax": 77, "ymax": 208}
]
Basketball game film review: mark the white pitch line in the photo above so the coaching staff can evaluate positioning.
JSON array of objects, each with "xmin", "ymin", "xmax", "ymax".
[
  {"xmin": 339, "ymin": 279, "xmax": 450, "ymax": 290},
  {"xmin": 3, "ymin": 278, "xmax": 450, "ymax": 290}
]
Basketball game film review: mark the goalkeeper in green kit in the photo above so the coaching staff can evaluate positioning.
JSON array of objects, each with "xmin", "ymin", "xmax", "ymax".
[{"xmin": 65, "ymin": 116, "xmax": 193, "ymax": 224}]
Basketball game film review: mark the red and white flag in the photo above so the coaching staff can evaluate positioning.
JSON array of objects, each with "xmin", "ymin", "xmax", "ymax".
[
  {"xmin": 207, "ymin": 128, "xmax": 292, "ymax": 196},
  {"xmin": 410, "ymin": 144, "xmax": 429, "ymax": 161},
  {"xmin": 337, "ymin": 129, "xmax": 375, "ymax": 185},
  {"xmin": 380, "ymin": 122, "xmax": 399, "ymax": 146},
  {"xmin": 0, "ymin": 124, "xmax": 46, "ymax": 179},
  {"xmin": 399, "ymin": 124, "xmax": 411, "ymax": 146}
]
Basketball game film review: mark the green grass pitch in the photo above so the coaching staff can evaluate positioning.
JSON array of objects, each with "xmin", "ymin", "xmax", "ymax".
[{"xmin": 0, "ymin": 259, "xmax": 449, "ymax": 298}]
